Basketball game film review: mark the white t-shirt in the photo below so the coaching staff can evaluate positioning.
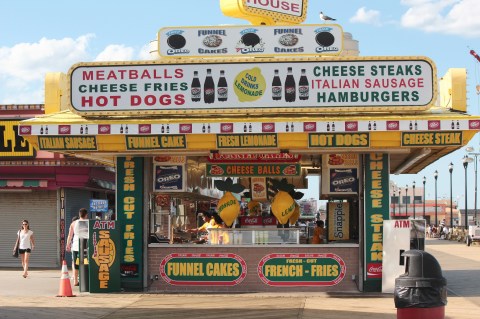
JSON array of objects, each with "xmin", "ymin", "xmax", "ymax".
[
  {"xmin": 72, "ymin": 219, "xmax": 89, "ymax": 252},
  {"xmin": 18, "ymin": 230, "xmax": 34, "ymax": 249}
]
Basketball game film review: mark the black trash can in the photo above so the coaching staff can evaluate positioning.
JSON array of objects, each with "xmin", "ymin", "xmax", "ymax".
[{"xmin": 394, "ymin": 250, "xmax": 447, "ymax": 319}]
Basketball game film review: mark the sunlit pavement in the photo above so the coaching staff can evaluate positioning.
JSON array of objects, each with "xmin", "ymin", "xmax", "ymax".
[{"xmin": 0, "ymin": 238, "xmax": 479, "ymax": 319}]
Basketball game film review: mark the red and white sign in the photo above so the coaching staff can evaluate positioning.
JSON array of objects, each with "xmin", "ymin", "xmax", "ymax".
[
  {"xmin": 208, "ymin": 153, "xmax": 300, "ymax": 163},
  {"xmin": 68, "ymin": 58, "xmax": 436, "ymax": 117}
]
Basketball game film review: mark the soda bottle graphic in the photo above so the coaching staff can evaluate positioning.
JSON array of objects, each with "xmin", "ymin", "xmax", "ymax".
[
  {"xmin": 204, "ymin": 69, "xmax": 215, "ymax": 104},
  {"xmin": 80, "ymin": 125, "xmax": 84, "ymax": 135},
  {"xmin": 120, "ymin": 124, "xmax": 124, "ymax": 134},
  {"xmin": 248, "ymin": 123, "xmax": 252, "ymax": 132},
  {"xmin": 298, "ymin": 69, "xmax": 309, "ymax": 100},
  {"xmin": 368, "ymin": 121, "xmax": 372, "ymax": 131},
  {"xmin": 85, "ymin": 125, "xmax": 88, "ymax": 134},
  {"xmin": 40, "ymin": 125, "xmax": 44, "ymax": 135},
  {"xmin": 326, "ymin": 122, "xmax": 330, "ymax": 132},
  {"xmin": 272, "ymin": 69, "xmax": 282, "ymax": 101},
  {"xmin": 166, "ymin": 124, "xmax": 170, "ymax": 133},
  {"xmin": 161, "ymin": 124, "xmax": 165, "ymax": 133},
  {"xmin": 191, "ymin": 71, "xmax": 201, "ymax": 102},
  {"xmin": 45, "ymin": 125, "xmax": 48, "ymax": 135},
  {"xmin": 331, "ymin": 122, "xmax": 335, "ymax": 131},
  {"xmin": 217, "ymin": 70, "xmax": 228, "ymax": 102},
  {"xmin": 284, "ymin": 67, "xmax": 296, "ymax": 102}
]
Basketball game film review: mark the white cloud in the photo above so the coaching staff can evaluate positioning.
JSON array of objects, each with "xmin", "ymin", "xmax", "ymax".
[
  {"xmin": 94, "ymin": 44, "xmax": 135, "ymax": 61},
  {"xmin": 0, "ymin": 35, "xmax": 94, "ymax": 103},
  {"xmin": 400, "ymin": 0, "xmax": 480, "ymax": 37},
  {"xmin": 0, "ymin": 35, "xmax": 146, "ymax": 104},
  {"xmin": 350, "ymin": 7, "xmax": 382, "ymax": 26}
]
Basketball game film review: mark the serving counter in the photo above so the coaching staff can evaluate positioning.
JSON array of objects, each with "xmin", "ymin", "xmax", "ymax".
[{"xmin": 147, "ymin": 242, "xmax": 359, "ymax": 293}]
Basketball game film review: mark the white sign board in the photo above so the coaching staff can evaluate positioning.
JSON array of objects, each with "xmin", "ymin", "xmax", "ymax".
[
  {"xmin": 382, "ymin": 219, "xmax": 426, "ymax": 293},
  {"xmin": 68, "ymin": 57, "xmax": 436, "ymax": 117},
  {"xmin": 158, "ymin": 25, "xmax": 343, "ymax": 58}
]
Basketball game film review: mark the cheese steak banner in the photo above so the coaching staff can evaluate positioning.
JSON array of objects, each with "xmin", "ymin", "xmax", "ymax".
[
  {"xmin": 158, "ymin": 25, "xmax": 343, "ymax": 58},
  {"xmin": 363, "ymin": 153, "xmax": 389, "ymax": 292},
  {"xmin": 68, "ymin": 57, "xmax": 436, "ymax": 117},
  {"xmin": 401, "ymin": 131, "xmax": 462, "ymax": 146},
  {"xmin": 207, "ymin": 163, "xmax": 300, "ymax": 177}
]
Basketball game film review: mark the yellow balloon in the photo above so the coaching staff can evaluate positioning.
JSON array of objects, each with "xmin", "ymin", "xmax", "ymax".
[
  {"xmin": 289, "ymin": 203, "xmax": 300, "ymax": 225},
  {"xmin": 248, "ymin": 200, "xmax": 261, "ymax": 216},
  {"xmin": 271, "ymin": 191, "xmax": 295, "ymax": 225},
  {"xmin": 217, "ymin": 192, "xmax": 240, "ymax": 227}
]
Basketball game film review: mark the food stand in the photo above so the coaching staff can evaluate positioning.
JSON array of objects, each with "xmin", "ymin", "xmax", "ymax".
[{"xmin": 19, "ymin": 0, "xmax": 479, "ymax": 293}]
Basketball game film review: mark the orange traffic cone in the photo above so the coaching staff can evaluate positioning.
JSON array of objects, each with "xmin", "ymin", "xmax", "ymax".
[{"xmin": 57, "ymin": 260, "xmax": 75, "ymax": 297}]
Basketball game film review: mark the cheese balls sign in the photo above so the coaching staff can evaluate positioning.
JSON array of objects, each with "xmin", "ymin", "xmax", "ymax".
[
  {"xmin": 217, "ymin": 192, "xmax": 240, "ymax": 227},
  {"xmin": 271, "ymin": 190, "xmax": 296, "ymax": 225}
]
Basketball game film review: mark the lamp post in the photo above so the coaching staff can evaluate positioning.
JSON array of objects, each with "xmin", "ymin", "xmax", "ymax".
[
  {"xmin": 412, "ymin": 181, "xmax": 416, "ymax": 219},
  {"xmin": 392, "ymin": 184, "xmax": 396, "ymax": 217},
  {"xmin": 405, "ymin": 184, "xmax": 409, "ymax": 218},
  {"xmin": 434, "ymin": 170, "xmax": 438, "ymax": 226},
  {"xmin": 423, "ymin": 176, "xmax": 426, "ymax": 219},
  {"xmin": 466, "ymin": 146, "xmax": 479, "ymax": 225},
  {"xmin": 463, "ymin": 155, "xmax": 473, "ymax": 229},
  {"xmin": 399, "ymin": 188, "xmax": 402, "ymax": 217},
  {"xmin": 449, "ymin": 162, "xmax": 454, "ymax": 228}
]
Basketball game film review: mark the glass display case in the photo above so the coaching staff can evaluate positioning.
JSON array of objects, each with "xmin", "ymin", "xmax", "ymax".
[{"xmin": 208, "ymin": 228, "xmax": 300, "ymax": 245}]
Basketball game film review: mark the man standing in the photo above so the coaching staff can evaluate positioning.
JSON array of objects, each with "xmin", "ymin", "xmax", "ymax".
[{"xmin": 66, "ymin": 208, "xmax": 89, "ymax": 286}]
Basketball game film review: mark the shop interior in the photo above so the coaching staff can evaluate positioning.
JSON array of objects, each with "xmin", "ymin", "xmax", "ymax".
[{"xmin": 148, "ymin": 152, "xmax": 360, "ymax": 245}]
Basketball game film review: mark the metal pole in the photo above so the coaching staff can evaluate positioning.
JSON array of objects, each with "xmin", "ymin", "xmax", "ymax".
[
  {"xmin": 423, "ymin": 176, "xmax": 426, "ymax": 219},
  {"xmin": 464, "ymin": 156, "xmax": 469, "ymax": 229},
  {"xmin": 474, "ymin": 155, "xmax": 478, "ymax": 225},
  {"xmin": 393, "ymin": 188, "xmax": 396, "ymax": 217},
  {"xmin": 449, "ymin": 162, "xmax": 453, "ymax": 229},
  {"xmin": 434, "ymin": 170, "xmax": 438, "ymax": 226},
  {"xmin": 413, "ymin": 181, "xmax": 416, "ymax": 219},
  {"xmin": 406, "ymin": 185, "xmax": 409, "ymax": 218}
]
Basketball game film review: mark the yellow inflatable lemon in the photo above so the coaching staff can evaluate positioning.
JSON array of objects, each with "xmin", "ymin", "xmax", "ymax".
[
  {"xmin": 271, "ymin": 190, "xmax": 296, "ymax": 225},
  {"xmin": 248, "ymin": 200, "xmax": 261, "ymax": 216},
  {"xmin": 289, "ymin": 203, "xmax": 300, "ymax": 225},
  {"xmin": 217, "ymin": 191, "xmax": 240, "ymax": 227}
]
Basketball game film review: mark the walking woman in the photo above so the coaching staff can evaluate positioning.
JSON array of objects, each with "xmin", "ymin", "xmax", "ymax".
[{"xmin": 13, "ymin": 220, "xmax": 35, "ymax": 278}]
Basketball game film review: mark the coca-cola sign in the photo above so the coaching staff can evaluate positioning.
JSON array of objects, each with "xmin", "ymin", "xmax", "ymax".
[{"xmin": 367, "ymin": 263, "xmax": 382, "ymax": 279}]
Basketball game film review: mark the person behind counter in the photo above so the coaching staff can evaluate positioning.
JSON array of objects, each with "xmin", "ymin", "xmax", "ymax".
[
  {"xmin": 312, "ymin": 220, "xmax": 326, "ymax": 244},
  {"xmin": 187, "ymin": 211, "xmax": 214, "ymax": 234}
]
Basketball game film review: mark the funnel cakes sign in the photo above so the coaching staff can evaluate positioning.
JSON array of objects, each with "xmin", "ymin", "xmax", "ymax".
[{"xmin": 158, "ymin": 25, "xmax": 343, "ymax": 57}]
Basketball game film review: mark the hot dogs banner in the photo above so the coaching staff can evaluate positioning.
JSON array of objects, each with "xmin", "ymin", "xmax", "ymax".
[
  {"xmin": 67, "ymin": 57, "xmax": 436, "ymax": 117},
  {"xmin": 157, "ymin": 25, "xmax": 343, "ymax": 58}
]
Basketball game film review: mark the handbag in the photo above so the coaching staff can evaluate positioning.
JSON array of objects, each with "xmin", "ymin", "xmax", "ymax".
[{"xmin": 12, "ymin": 231, "xmax": 20, "ymax": 258}]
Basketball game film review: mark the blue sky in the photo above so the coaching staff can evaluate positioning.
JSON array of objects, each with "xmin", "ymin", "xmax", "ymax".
[{"xmin": 1, "ymin": 0, "xmax": 480, "ymax": 209}]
